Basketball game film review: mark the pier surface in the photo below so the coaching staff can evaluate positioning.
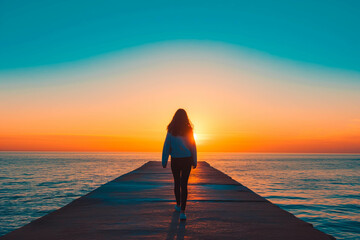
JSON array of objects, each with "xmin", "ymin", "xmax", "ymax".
[{"xmin": 2, "ymin": 161, "xmax": 334, "ymax": 240}]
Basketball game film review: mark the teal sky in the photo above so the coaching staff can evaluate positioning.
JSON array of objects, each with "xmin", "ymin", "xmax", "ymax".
[{"xmin": 1, "ymin": 0, "xmax": 359, "ymax": 73}]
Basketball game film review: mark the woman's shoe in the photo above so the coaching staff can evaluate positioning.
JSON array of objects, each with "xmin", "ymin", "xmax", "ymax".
[
  {"xmin": 175, "ymin": 205, "xmax": 181, "ymax": 212},
  {"xmin": 180, "ymin": 212, "xmax": 187, "ymax": 220}
]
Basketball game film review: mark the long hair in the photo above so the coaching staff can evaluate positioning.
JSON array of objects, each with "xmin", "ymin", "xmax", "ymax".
[{"xmin": 167, "ymin": 108, "xmax": 193, "ymax": 137}]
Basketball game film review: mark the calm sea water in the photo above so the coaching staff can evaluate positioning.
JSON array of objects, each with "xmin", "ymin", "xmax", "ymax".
[{"xmin": 0, "ymin": 152, "xmax": 359, "ymax": 239}]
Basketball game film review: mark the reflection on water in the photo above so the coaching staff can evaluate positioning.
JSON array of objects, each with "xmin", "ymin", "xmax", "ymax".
[{"xmin": 0, "ymin": 152, "xmax": 359, "ymax": 239}]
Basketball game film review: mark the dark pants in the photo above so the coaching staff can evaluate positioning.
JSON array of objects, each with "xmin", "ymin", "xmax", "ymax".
[{"xmin": 171, "ymin": 156, "xmax": 192, "ymax": 211}]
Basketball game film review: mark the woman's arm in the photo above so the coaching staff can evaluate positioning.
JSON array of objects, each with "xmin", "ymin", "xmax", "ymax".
[
  {"xmin": 190, "ymin": 133, "xmax": 197, "ymax": 169},
  {"xmin": 162, "ymin": 132, "xmax": 171, "ymax": 168}
]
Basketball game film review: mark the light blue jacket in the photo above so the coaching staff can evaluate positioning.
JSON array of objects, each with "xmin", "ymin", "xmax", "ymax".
[{"xmin": 162, "ymin": 132, "xmax": 197, "ymax": 168}]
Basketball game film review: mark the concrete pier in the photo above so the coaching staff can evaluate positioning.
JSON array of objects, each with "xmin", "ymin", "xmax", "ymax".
[{"xmin": 1, "ymin": 161, "xmax": 334, "ymax": 239}]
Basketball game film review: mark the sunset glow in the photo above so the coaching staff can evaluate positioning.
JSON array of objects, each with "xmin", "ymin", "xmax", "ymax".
[
  {"xmin": 1, "ymin": 0, "xmax": 360, "ymax": 153},
  {"xmin": 1, "ymin": 41, "xmax": 359, "ymax": 153}
]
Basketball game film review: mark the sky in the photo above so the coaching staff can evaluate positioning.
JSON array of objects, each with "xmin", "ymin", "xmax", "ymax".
[{"xmin": 1, "ymin": 0, "xmax": 360, "ymax": 152}]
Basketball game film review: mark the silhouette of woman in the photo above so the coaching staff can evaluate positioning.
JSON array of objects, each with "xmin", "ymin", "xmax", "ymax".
[{"xmin": 162, "ymin": 108, "xmax": 197, "ymax": 221}]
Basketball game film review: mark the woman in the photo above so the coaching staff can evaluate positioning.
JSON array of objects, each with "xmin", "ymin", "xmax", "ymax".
[{"xmin": 162, "ymin": 108, "xmax": 197, "ymax": 221}]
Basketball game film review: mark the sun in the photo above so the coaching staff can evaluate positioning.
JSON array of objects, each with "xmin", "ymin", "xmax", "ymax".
[{"xmin": 193, "ymin": 133, "xmax": 198, "ymax": 141}]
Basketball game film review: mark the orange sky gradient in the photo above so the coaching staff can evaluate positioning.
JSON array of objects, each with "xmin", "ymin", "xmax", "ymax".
[{"xmin": 1, "ymin": 42, "xmax": 360, "ymax": 153}]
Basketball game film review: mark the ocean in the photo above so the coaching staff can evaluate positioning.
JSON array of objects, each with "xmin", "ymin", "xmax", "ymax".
[{"xmin": 0, "ymin": 152, "xmax": 359, "ymax": 239}]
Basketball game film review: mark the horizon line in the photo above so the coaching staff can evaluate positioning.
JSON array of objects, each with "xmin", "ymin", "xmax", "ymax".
[{"xmin": 1, "ymin": 150, "xmax": 359, "ymax": 154}]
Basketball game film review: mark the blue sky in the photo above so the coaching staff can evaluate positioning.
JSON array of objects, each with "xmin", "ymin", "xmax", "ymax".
[
  {"xmin": 1, "ymin": 1, "xmax": 360, "ymax": 153},
  {"xmin": 1, "ymin": 0, "xmax": 359, "ymax": 72}
]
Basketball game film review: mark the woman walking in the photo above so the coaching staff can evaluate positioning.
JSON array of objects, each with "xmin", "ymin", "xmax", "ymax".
[{"xmin": 162, "ymin": 108, "xmax": 197, "ymax": 220}]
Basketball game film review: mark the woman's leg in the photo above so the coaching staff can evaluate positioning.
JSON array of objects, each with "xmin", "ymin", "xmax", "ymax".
[
  {"xmin": 171, "ymin": 158, "xmax": 181, "ymax": 206},
  {"xmin": 180, "ymin": 158, "xmax": 192, "ymax": 211}
]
